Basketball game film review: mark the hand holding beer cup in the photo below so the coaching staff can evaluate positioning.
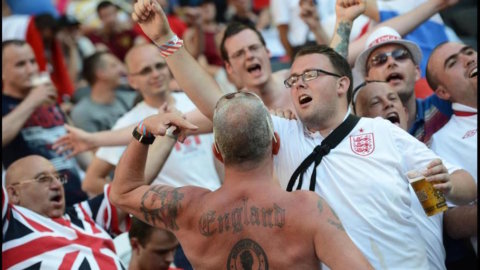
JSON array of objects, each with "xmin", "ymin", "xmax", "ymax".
[
  {"xmin": 406, "ymin": 160, "xmax": 449, "ymax": 216},
  {"xmin": 27, "ymin": 72, "xmax": 57, "ymax": 107}
]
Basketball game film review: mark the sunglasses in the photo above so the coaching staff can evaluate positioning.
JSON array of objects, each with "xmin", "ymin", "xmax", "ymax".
[
  {"xmin": 368, "ymin": 49, "xmax": 411, "ymax": 69},
  {"xmin": 129, "ymin": 62, "xmax": 167, "ymax": 76}
]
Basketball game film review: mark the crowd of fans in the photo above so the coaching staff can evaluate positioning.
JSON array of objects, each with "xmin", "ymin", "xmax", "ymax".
[{"xmin": 2, "ymin": 0, "xmax": 477, "ymax": 269}]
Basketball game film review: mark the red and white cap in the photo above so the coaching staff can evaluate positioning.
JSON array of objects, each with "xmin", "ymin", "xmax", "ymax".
[{"xmin": 354, "ymin": 26, "xmax": 422, "ymax": 77}]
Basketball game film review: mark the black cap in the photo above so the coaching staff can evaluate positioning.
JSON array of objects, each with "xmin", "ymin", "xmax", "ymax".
[{"xmin": 58, "ymin": 15, "xmax": 81, "ymax": 28}]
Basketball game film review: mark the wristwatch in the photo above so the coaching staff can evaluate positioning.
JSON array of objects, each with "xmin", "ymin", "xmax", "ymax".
[{"xmin": 132, "ymin": 127, "xmax": 155, "ymax": 145}]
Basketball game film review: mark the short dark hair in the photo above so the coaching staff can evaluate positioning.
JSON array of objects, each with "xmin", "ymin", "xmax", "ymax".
[
  {"xmin": 97, "ymin": 0, "xmax": 117, "ymax": 14},
  {"xmin": 82, "ymin": 51, "xmax": 108, "ymax": 85},
  {"xmin": 33, "ymin": 13, "xmax": 59, "ymax": 33},
  {"xmin": 425, "ymin": 42, "xmax": 448, "ymax": 91},
  {"xmin": 128, "ymin": 217, "xmax": 175, "ymax": 247},
  {"xmin": 295, "ymin": 45, "xmax": 354, "ymax": 104},
  {"xmin": 220, "ymin": 22, "xmax": 266, "ymax": 63},
  {"xmin": 2, "ymin": 39, "xmax": 27, "ymax": 55}
]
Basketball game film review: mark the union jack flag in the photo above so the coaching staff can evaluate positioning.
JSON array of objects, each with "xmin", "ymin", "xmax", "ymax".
[{"xmin": 2, "ymin": 184, "xmax": 129, "ymax": 269}]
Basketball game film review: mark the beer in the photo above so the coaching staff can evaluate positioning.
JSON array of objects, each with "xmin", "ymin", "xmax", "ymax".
[{"xmin": 407, "ymin": 171, "xmax": 447, "ymax": 216}]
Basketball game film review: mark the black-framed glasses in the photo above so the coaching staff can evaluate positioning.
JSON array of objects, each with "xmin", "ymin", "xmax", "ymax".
[
  {"xmin": 284, "ymin": 69, "xmax": 342, "ymax": 88},
  {"xmin": 129, "ymin": 62, "xmax": 167, "ymax": 76},
  {"xmin": 368, "ymin": 49, "xmax": 411, "ymax": 68},
  {"xmin": 11, "ymin": 173, "xmax": 68, "ymax": 186}
]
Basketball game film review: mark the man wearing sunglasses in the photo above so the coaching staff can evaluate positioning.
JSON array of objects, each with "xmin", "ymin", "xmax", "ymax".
[
  {"xmin": 355, "ymin": 26, "xmax": 453, "ymax": 145},
  {"xmin": 3, "ymin": 155, "xmax": 130, "ymax": 269},
  {"xmin": 129, "ymin": 1, "xmax": 476, "ymax": 269}
]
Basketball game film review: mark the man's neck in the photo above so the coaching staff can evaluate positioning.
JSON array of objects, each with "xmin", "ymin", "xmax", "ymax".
[
  {"xmin": 2, "ymin": 85, "xmax": 29, "ymax": 99},
  {"xmin": 143, "ymin": 91, "xmax": 173, "ymax": 108},
  {"xmin": 223, "ymin": 158, "xmax": 276, "ymax": 188},
  {"xmin": 248, "ymin": 75, "xmax": 289, "ymax": 110},
  {"xmin": 90, "ymin": 82, "xmax": 116, "ymax": 104},
  {"xmin": 306, "ymin": 107, "xmax": 349, "ymax": 138},
  {"xmin": 402, "ymin": 93, "xmax": 417, "ymax": 131}
]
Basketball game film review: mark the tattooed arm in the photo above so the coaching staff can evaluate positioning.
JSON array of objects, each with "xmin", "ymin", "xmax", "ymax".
[
  {"xmin": 312, "ymin": 195, "xmax": 373, "ymax": 269},
  {"xmin": 109, "ymin": 112, "xmax": 201, "ymax": 230},
  {"xmin": 331, "ymin": 0, "xmax": 460, "ymax": 66},
  {"xmin": 329, "ymin": 0, "xmax": 366, "ymax": 61}
]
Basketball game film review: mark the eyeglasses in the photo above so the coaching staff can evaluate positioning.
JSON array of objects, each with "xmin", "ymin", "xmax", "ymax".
[
  {"xmin": 368, "ymin": 49, "xmax": 411, "ymax": 69},
  {"xmin": 129, "ymin": 62, "xmax": 167, "ymax": 76},
  {"xmin": 229, "ymin": 43, "xmax": 265, "ymax": 60},
  {"xmin": 10, "ymin": 173, "xmax": 68, "ymax": 186},
  {"xmin": 284, "ymin": 69, "xmax": 342, "ymax": 88}
]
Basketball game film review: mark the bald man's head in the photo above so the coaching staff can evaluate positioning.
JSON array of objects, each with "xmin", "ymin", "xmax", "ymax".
[
  {"xmin": 213, "ymin": 92, "xmax": 277, "ymax": 169},
  {"xmin": 6, "ymin": 155, "xmax": 66, "ymax": 218}
]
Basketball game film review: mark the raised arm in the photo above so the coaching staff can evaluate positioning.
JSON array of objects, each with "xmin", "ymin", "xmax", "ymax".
[
  {"xmin": 132, "ymin": 0, "xmax": 222, "ymax": 120},
  {"xmin": 299, "ymin": 0, "xmax": 329, "ymax": 45},
  {"xmin": 329, "ymin": 0, "xmax": 366, "ymax": 60},
  {"xmin": 313, "ymin": 195, "xmax": 373, "ymax": 269},
  {"xmin": 109, "ymin": 112, "xmax": 200, "ymax": 229},
  {"xmin": 330, "ymin": 0, "xmax": 459, "ymax": 66}
]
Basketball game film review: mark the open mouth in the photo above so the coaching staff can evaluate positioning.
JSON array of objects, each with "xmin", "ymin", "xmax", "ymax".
[
  {"xmin": 50, "ymin": 194, "xmax": 62, "ymax": 204},
  {"xmin": 247, "ymin": 64, "xmax": 261, "ymax": 74},
  {"xmin": 386, "ymin": 72, "xmax": 404, "ymax": 83},
  {"xmin": 299, "ymin": 94, "xmax": 312, "ymax": 105},
  {"xmin": 385, "ymin": 112, "xmax": 400, "ymax": 125},
  {"xmin": 469, "ymin": 67, "xmax": 477, "ymax": 78}
]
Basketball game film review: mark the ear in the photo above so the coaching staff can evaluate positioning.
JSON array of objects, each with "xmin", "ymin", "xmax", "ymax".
[
  {"xmin": 7, "ymin": 186, "xmax": 20, "ymax": 205},
  {"xmin": 272, "ymin": 132, "xmax": 280, "ymax": 155},
  {"xmin": 212, "ymin": 143, "xmax": 224, "ymax": 163},
  {"xmin": 224, "ymin": 60, "xmax": 233, "ymax": 75},
  {"xmin": 414, "ymin": 65, "xmax": 421, "ymax": 81},
  {"xmin": 434, "ymin": 85, "xmax": 451, "ymax": 101},
  {"xmin": 336, "ymin": 76, "xmax": 350, "ymax": 96},
  {"xmin": 130, "ymin": 238, "xmax": 141, "ymax": 255}
]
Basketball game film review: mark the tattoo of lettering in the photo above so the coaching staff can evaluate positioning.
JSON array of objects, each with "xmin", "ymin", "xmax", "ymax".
[
  {"xmin": 317, "ymin": 199, "xmax": 345, "ymax": 231},
  {"xmin": 199, "ymin": 198, "xmax": 285, "ymax": 237},
  {"xmin": 140, "ymin": 186, "xmax": 184, "ymax": 230},
  {"xmin": 227, "ymin": 238, "xmax": 269, "ymax": 270},
  {"xmin": 335, "ymin": 21, "xmax": 352, "ymax": 59}
]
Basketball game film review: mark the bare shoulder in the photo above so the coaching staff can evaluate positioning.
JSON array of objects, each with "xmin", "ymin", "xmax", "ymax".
[{"xmin": 291, "ymin": 191, "xmax": 345, "ymax": 231}]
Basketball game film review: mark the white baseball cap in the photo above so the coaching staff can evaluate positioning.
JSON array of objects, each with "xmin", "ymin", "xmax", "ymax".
[{"xmin": 354, "ymin": 26, "xmax": 422, "ymax": 77}]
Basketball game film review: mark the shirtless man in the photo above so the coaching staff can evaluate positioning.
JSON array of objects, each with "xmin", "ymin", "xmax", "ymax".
[{"xmin": 109, "ymin": 93, "xmax": 372, "ymax": 269}]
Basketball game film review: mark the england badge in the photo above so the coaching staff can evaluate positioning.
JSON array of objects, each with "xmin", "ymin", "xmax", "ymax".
[{"xmin": 350, "ymin": 133, "xmax": 375, "ymax": 156}]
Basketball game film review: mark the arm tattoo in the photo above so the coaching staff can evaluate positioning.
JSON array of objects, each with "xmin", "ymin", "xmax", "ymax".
[
  {"xmin": 335, "ymin": 21, "xmax": 352, "ymax": 59},
  {"xmin": 317, "ymin": 199, "xmax": 345, "ymax": 231},
  {"xmin": 227, "ymin": 238, "xmax": 269, "ymax": 270},
  {"xmin": 140, "ymin": 185, "xmax": 184, "ymax": 230}
]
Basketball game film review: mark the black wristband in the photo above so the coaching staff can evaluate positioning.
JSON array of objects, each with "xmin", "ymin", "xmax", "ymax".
[{"xmin": 132, "ymin": 127, "xmax": 155, "ymax": 145}]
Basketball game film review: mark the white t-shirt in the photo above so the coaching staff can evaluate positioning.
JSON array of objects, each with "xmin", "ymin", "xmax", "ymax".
[
  {"xmin": 96, "ymin": 93, "xmax": 221, "ymax": 191},
  {"xmin": 431, "ymin": 102, "xmax": 477, "ymax": 254},
  {"xmin": 272, "ymin": 114, "xmax": 459, "ymax": 269}
]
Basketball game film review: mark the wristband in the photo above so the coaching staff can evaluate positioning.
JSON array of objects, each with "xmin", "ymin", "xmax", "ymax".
[
  {"xmin": 132, "ymin": 127, "xmax": 155, "ymax": 145},
  {"xmin": 155, "ymin": 35, "xmax": 184, "ymax": 58}
]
